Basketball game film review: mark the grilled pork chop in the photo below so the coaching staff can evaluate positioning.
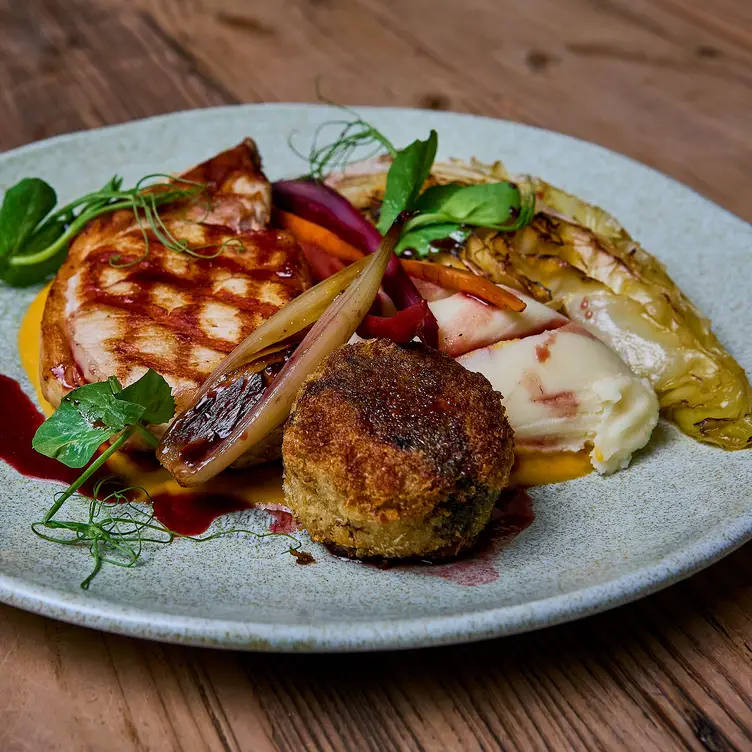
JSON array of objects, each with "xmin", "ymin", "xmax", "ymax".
[{"xmin": 40, "ymin": 140, "xmax": 311, "ymax": 430}]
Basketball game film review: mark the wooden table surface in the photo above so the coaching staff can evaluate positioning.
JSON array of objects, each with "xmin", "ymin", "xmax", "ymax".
[{"xmin": 1, "ymin": 1, "xmax": 751, "ymax": 750}]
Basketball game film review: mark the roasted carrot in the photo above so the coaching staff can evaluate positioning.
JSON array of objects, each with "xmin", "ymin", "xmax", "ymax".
[
  {"xmin": 276, "ymin": 210, "xmax": 365, "ymax": 263},
  {"xmin": 278, "ymin": 210, "xmax": 526, "ymax": 312},
  {"xmin": 400, "ymin": 259, "xmax": 526, "ymax": 312}
]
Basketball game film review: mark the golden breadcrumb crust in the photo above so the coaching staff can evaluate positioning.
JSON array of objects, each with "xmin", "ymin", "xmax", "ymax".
[{"xmin": 283, "ymin": 339, "xmax": 515, "ymax": 560}]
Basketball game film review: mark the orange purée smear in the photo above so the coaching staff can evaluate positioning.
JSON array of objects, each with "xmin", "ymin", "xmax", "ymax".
[{"xmin": 510, "ymin": 448, "xmax": 592, "ymax": 487}]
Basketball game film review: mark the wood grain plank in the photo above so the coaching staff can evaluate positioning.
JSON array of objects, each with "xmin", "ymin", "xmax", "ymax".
[
  {"xmin": 129, "ymin": 0, "xmax": 752, "ymax": 222},
  {"xmin": 114, "ymin": 0, "xmax": 537, "ymax": 123},
  {"xmin": 187, "ymin": 549, "xmax": 752, "ymax": 752},
  {"xmin": 0, "ymin": 0, "xmax": 231, "ymax": 152},
  {"xmin": 655, "ymin": 0, "xmax": 752, "ymax": 54},
  {"xmin": 0, "ymin": 610, "xmax": 240, "ymax": 751},
  {"xmin": 184, "ymin": 649, "xmax": 277, "ymax": 752}
]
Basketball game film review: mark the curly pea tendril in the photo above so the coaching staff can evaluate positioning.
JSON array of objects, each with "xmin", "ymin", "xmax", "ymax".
[
  {"xmin": 33, "ymin": 470, "xmax": 302, "ymax": 591},
  {"xmin": 108, "ymin": 174, "xmax": 247, "ymax": 268}
]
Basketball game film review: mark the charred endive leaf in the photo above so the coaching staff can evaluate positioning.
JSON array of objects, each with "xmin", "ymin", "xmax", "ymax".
[{"xmin": 327, "ymin": 157, "xmax": 752, "ymax": 451}]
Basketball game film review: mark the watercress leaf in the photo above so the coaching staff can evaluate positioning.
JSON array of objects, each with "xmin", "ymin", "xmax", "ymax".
[
  {"xmin": 396, "ymin": 223, "xmax": 468, "ymax": 257},
  {"xmin": 0, "ymin": 218, "xmax": 67, "ymax": 287},
  {"xmin": 117, "ymin": 368, "xmax": 175, "ymax": 424},
  {"xmin": 414, "ymin": 182, "xmax": 522, "ymax": 227},
  {"xmin": 32, "ymin": 380, "xmax": 146, "ymax": 468},
  {"xmin": 32, "ymin": 401, "xmax": 121, "ymax": 468},
  {"xmin": 400, "ymin": 211, "xmax": 451, "ymax": 231},
  {"xmin": 71, "ymin": 380, "xmax": 144, "ymax": 429},
  {"xmin": 0, "ymin": 178, "xmax": 57, "ymax": 260},
  {"xmin": 107, "ymin": 376, "xmax": 123, "ymax": 394},
  {"xmin": 377, "ymin": 130, "xmax": 438, "ymax": 234},
  {"xmin": 413, "ymin": 184, "xmax": 465, "ymax": 212}
]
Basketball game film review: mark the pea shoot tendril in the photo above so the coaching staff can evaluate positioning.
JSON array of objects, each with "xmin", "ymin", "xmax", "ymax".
[
  {"xmin": 31, "ymin": 370, "xmax": 302, "ymax": 590},
  {"xmin": 33, "ymin": 478, "xmax": 302, "ymax": 590}
]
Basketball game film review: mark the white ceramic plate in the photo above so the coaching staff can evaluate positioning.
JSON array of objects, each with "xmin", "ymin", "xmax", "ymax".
[{"xmin": 1, "ymin": 105, "xmax": 750, "ymax": 652}]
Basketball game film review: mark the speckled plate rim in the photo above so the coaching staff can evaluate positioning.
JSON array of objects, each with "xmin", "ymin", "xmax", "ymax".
[
  {"xmin": 0, "ymin": 104, "xmax": 750, "ymax": 653},
  {"xmin": 1, "ymin": 509, "xmax": 750, "ymax": 652}
]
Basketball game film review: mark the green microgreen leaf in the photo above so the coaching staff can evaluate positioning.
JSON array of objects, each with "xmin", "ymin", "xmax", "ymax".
[
  {"xmin": 32, "ymin": 369, "xmax": 177, "ymax": 468},
  {"xmin": 377, "ymin": 130, "xmax": 438, "ymax": 234},
  {"xmin": 32, "ymin": 380, "xmax": 145, "ymax": 468},
  {"xmin": 412, "ymin": 183, "xmax": 464, "ymax": 212},
  {"xmin": 293, "ymin": 85, "xmax": 398, "ymax": 181},
  {"xmin": 395, "ymin": 223, "xmax": 470, "ymax": 257},
  {"xmin": 118, "ymin": 368, "xmax": 175, "ymax": 425},
  {"xmin": 69, "ymin": 378, "xmax": 144, "ymax": 430},
  {"xmin": 0, "ymin": 178, "xmax": 57, "ymax": 261},
  {"xmin": 0, "ymin": 174, "xmax": 209, "ymax": 288},
  {"xmin": 299, "ymin": 118, "xmax": 397, "ymax": 182},
  {"xmin": 414, "ymin": 182, "xmax": 523, "ymax": 228},
  {"xmin": 31, "ymin": 402, "xmax": 120, "ymax": 468},
  {"xmin": 32, "ymin": 476, "xmax": 304, "ymax": 590},
  {"xmin": 293, "ymin": 113, "xmax": 536, "ymax": 255}
]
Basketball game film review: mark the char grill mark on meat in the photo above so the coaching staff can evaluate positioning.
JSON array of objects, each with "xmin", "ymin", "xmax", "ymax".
[{"xmin": 40, "ymin": 140, "xmax": 311, "ymax": 419}]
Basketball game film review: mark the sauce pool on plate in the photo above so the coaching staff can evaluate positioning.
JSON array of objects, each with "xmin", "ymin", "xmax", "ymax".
[
  {"xmin": 0, "ymin": 370, "xmax": 288, "ymax": 534},
  {"xmin": 0, "ymin": 374, "xmax": 81, "ymax": 487}
]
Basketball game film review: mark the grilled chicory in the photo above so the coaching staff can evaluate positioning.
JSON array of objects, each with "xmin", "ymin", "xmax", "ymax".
[{"xmin": 328, "ymin": 158, "xmax": 752, "ymax": 451}]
